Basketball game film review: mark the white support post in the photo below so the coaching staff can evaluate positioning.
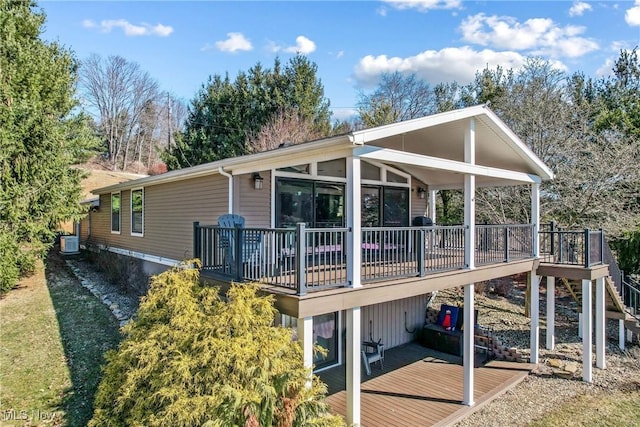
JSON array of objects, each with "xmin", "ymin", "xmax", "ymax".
[
  {"xmin": 464, "ymin": 118, "xmax": 476, "ymax": 270},
  {"xmin": 595, "ymin": 277, "xmax": 606, "ymax": 369},
  {"xmin": 429, "ymin": 190, "xmax": 437, "ymax": 223},
  {"xmin": 582, "ymin": 279, "xmax": 593, "ymax": 382},
  {"xmin": 463, "ymin": 283, "xmax": 475, "ymax": 406},
  {"xmin": 346, "ymin": 307, "xmax": 361, "ymax": 427},
  {"xmin": 578, "ymin": 313, "xmax": 583, "ymax": 338},
  {"xmin": 297, "ymin": 316, "xmax": 314, "ymax": 387},
  {"xmin": 531, "ymin": 182, "xmax": 540, "ymax": 257},
  {"xmin": 619, "ymin": 319, "xmax": 626, "ymax": 351},
  {"xmin": 346, "ymin": 156, "xmax": 362, "ymax": 289},
  {"xmin": 530, "ymin": 272, "xmax": 540, "ymax": 364},
  {"xmin": 546, "ymin": 276, "xmax": 555, "ymax": 350}
]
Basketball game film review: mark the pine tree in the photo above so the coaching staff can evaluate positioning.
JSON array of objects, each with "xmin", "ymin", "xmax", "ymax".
[{"xmin": 0, "ymin": 0, "xmax": 97, "ymax": 291}]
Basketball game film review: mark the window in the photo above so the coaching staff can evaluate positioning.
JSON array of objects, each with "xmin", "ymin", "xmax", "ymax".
[
  {"xmin": 111, "ymin": 192, "xmax": 121, "ymax": 233},
  {"xmin": 131, "ymin": 188, "xmax": 144, "ymax": 236},
  {"xmin": 277, "ymin": 163, "xmax": 310, "ymax": 174},
  {"xmin": 317, "ymin": 158, "xmax": 346, "ymax": 178},
  {"xmin": 361, "ymin": 161, "xmax": 380, "ymax": 180}
]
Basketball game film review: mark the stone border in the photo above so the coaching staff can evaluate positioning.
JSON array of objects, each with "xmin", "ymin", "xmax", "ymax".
[{"xmin": 65, "ymin": 260, "xmax": 132, "ymax": 327}]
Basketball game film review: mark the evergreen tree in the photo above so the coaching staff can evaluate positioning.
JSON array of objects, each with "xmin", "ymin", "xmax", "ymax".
[
  {"xmin": 164, "ymin": 55, "xmax": 331, "ymax": 169},
  {"xmin": 0, "ymin": 0, "xmax": 97, "ymax": 291},
  {"xmin": 90, "ymin": 262, "xmax": 344, "ymax": 427}
]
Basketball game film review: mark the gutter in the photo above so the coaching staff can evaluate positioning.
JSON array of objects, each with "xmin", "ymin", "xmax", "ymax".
[{"xmin": 218, "ymin": 167, "xmax": 233, "ymax": 214}]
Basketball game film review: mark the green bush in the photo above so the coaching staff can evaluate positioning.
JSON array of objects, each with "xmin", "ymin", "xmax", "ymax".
[
  {"xmin": 0, "ymin": 233, "xmax": 20, "ymax": 293},
  {"xmin": 613, "ymin": 226, "xmax": 640, "ymax": 275},
  {"xmin": 89, "ymin": 261, "xmax": 344, "ymax": 427}
]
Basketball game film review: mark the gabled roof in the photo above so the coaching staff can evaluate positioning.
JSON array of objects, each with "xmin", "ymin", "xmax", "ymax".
[{"xmin": 93, "ymin": 105, "xmax": 553, "ymax": 195}]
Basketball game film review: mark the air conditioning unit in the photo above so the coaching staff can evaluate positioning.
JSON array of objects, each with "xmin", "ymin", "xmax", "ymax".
[{"xmin": 60, "ymin": 235, "xmax": 79, "ymax": 254}]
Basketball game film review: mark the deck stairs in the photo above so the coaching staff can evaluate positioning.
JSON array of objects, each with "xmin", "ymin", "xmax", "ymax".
[{"xmin": 560, "ymin": 277, "xmax": 640, "ymax": 337}]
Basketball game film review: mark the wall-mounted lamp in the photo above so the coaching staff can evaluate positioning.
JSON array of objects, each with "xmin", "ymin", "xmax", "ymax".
[
  {"xmin": 417, "ymin": 187, "xmax": 426, "ymax": 199},
  {"xmin": 253, "ymin": 172, "xmax": 264, "ymax": 190}
]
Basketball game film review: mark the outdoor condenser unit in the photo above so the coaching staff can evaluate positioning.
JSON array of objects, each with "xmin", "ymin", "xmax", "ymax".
[{"xmin": 60, "ymin": 235, "xmax": 79, "ymax": 254}]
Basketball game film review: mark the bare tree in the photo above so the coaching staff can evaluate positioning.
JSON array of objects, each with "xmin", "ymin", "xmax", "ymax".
[
  {"xmin": 247, "ymin": 109, "xmax": 320, "ymax": 153},
  {"xmin": 81, "ymin": 54, "xmax": 160, "ymax": 171},
  {"xmin": 357, "ymin": 72, "xmax": 436, "ymax": 127}
]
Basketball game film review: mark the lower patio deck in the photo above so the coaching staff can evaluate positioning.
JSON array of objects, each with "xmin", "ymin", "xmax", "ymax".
[{"xmin": 318, "ymin": 342, "xmax": 534, "ymax": 427}]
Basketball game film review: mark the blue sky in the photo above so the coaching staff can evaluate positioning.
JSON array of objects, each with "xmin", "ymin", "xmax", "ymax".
[{"xmin": 41, "ymin": 1, "xmax": 640, "ymax": 120}]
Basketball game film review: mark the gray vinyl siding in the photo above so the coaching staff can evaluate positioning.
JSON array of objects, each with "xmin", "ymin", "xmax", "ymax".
[
  {"xmin": 410, "ymin": 179, "xmax": 428, "ymax": 221},
  {"xmin": 89, "ymin": 174, "xmax": 228, "ymax": 261},
  {"xmin": 360, "ymin": 295, "xmax": 428, "ymax": 350},
  {"xmin": 233, "ymin": 170, "xmax": 271, "ymax": 227}
]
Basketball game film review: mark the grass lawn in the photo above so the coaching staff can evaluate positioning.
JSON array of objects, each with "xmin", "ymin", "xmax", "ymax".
[
  {"xmin": 529, "ymin": 390, "xmax": 640, "ymax": 427},
  {"xmin": 0, "ymin": 252, "xmax": 121, "ymax": 426}
]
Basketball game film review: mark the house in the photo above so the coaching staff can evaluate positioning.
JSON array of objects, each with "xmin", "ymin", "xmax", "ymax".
[{"xmin": 84, "ymin": 105, "xmax": 615, "ymax": 426}]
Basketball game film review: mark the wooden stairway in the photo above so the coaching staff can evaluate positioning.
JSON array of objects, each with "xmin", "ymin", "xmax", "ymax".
[{"xmin": 560, "ymin": 277, "xmax": 640, "ymax": 337}]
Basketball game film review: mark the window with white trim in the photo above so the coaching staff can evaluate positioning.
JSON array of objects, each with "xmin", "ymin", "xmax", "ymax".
[
  {"xmin": 131, "ymin": 188, "xmax": 144, "ymax": 236},
  {"xmin": 111, "ymin": 192, "xmax": 121, "ymax": 233}
]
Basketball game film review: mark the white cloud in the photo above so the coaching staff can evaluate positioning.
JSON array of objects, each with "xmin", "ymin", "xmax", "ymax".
[
  {"xmin": 353, "ymin": 46, "xmax": 569, "ymax": 88},
  {"xmin": 626, "ymin": 0, "xmax": 640, "ymax": 26},
  {"xmin": 336, "ymin": 50, "xmax": 345, "ymax": 59},
  {"xmin": 377, "ymin": 7, "xmax": 388, "ymax": 17},
  {"xmin": 569, "ymin": 1, "xmax": 592, "ymax": 17},
  {"xmin": 596, "ymin": 57, "xmax": 615, "ymax": 77},
  {"xmin": 270, "ymin": 36, "xmax": 317, "ymax": 54},
  {"xmin": 332, "ymin": 108, "xmax": 358, "ymax": 121},
  {"xmin": 460, "ymin": 13, "xmax": 598, "ymax": 58},
  {"xmin": 383, "ymin": 0, "xmax": 462, "ymax": 12},
  {"xmin": 82, "ymin": 18, "xmax": 173, "ymax": 37},
  {"xmin": 284, "ymin": 35, "xmax": 316, "ymax": 54},
  {"xmin": 214, "ymin": 32, "xmax": 253, "ymax": 53}
]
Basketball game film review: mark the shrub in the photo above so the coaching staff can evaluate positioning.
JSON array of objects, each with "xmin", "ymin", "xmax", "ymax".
[
  {"xmin": 89, "ymin": 261, "xmax": 343, "ymax": 427},
  {"xmin": 0, "ymin": 234, "xmax": 20, "ymax": 293},
  {"xmin": 147, "ymin": 162, "xmax": 168, "ymax": 176}
]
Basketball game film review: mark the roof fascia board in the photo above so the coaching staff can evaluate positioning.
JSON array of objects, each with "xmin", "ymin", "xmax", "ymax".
[
  {"xmin": 348, "ymin": 105, "xmax": 485, "ymax": 145},
  {"xmin": 354, "ymin": 145, "xmax": 541, "ymax": 184},
  {"xmin": 228, "ymin": 146, "xmax": 356, "ymax": 176},
  {"xmin": 480, "ymin": 108, "xmax": 554, "ymax": 180},
  {"xmin": 93, "ymin": 136, "xmax": 349, "ymax": 194}
]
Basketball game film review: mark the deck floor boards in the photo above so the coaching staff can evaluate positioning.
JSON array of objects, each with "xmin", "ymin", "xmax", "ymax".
[{"xmin": 319, "ymin": 343, "xmax": 534, "ymax": 427}]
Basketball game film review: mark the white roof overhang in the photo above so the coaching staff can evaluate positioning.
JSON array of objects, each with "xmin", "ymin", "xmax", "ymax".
[{"xmin": 93, "ymin": 105, "xmax": 553, "ymax": 195}]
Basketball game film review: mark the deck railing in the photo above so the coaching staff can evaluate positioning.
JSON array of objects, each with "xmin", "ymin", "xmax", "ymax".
[
  {"xmin": 475, "ymin": 224, "xmax": 534, "ymax": 266},
  {"xmin": 193, "ymin": 222, "xmax": 545, "ymax": 294},
  {"xmin": 538, "ymin": 222, "xmax": 604, "ymax": 267}
]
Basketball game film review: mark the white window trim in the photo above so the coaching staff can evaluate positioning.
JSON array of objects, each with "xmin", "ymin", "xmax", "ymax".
[
  {"xmin": 110, "ymin": 192, "xmax": 121, "ymax": 234},
  {"xmin": 130, "ymin": 187, "xmax": 144, "ymax": 237}
]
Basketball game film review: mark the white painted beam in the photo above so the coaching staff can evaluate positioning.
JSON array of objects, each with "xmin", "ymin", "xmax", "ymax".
[
  {"xmin": 582, "ymin": 279, "xmax": 593, "ymax": 382},
  {"xmin": 619, "ymin": 319, "xmax": 626, "ymax": 351},
  {"xmin": 429, "ymin": 190, "xmax": 437, "ymax": 223},
  {"xmin": 297, "ymin": 316, "xmax": 314, "ymax": 387},
  {"xmin": 546, "ymin": 276, "xmax": 555, "ymax": 350},
  {"xmin": 353, "ymin": 146, "xmax": 541, "ymax": 184},
  {"xmin": 531, "ymin": 183, "xmax": 540, "ymax": 257},
  {"xmin": 346, "ymin": 157, "xmax": 362, "ymax": 289},
  {"xmin": 595, "ymin": 277, "xmax": 606, "ymax": 369},
  {"xmin": 463, "ymin": 283, "xmax": 475, "ymax": 406},
  {"xmin": 346, "ymin": 307, "xmax": 361, "ymax": 426},
  {"xmin": 530, "ymin": 273, "xmax": 540, "ymax": 364}
]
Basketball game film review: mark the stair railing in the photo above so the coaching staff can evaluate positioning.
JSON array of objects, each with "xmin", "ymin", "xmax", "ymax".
[{"xmin": 622, "ymin": 274, "xmax": 640, "ymax": 322}]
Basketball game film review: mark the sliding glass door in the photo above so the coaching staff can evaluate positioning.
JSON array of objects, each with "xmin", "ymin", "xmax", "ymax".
[
  {"xmin": 361, "ymin": 186, "xmax": 409, "ymax": 227},
  {"xmin": 276, "ymin": 179, "xmax": 345, "ymax": 228}
]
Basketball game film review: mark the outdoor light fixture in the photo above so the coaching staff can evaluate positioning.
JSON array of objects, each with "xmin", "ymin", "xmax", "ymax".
[
  {"xmin": 417, "ymin": 187, "xmax": 426, "ymax": 199},
  {"xmin": 253, "ymin": 172, "xmax": 264, "ymax": 190}
]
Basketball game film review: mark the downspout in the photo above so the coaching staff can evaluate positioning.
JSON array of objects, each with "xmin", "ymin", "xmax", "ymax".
[{"xmin": 218, "ymin": 167, "xmax": 233, "ymax": 214}]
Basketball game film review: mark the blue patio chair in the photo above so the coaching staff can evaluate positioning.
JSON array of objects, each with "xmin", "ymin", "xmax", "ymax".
[{"xmin": 217, "ymin": 214, "xmax": 263, "ymax": 277}]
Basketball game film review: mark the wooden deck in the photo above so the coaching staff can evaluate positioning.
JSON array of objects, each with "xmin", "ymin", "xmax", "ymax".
[{"xmin": 318, "ymin": 342, "xmax": 534, "ymax": 427}]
